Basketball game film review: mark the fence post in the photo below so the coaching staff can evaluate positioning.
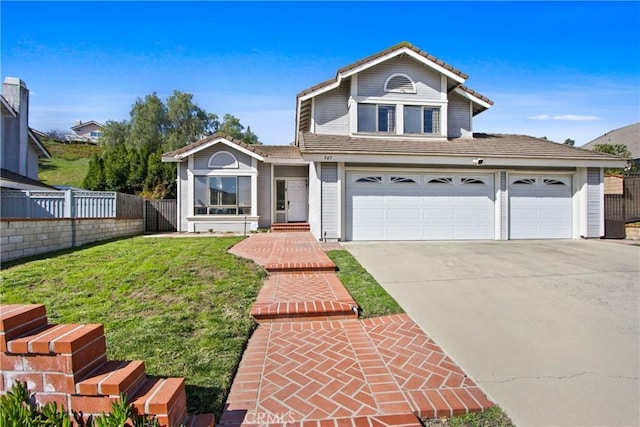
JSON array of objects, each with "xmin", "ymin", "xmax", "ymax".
[
  {"xmin": 64, "ymin": 190, "xmax": 74, "ymax": 218},
  {"xmin": 26, "ymin": 190, "xmax": 32, "ymax": 217}
]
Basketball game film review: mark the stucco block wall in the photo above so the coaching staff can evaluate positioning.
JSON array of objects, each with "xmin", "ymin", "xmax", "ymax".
[{"xmin": 1, "ymin": 218, "xmax": 144, "ymax": 262}]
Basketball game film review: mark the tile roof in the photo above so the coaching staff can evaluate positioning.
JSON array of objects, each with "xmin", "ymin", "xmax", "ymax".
[
  {"xmin": 298, "ymin": 132, "xmax": 625, "ymax": 161},
  {"xmin": 581, "ymin": 122, "xmax": 640, "ymax": 159},
  {"xmin": 458, "ymin": 85, "xmax": 494, "ymax": 106},
  {"xmin": 258, "ymin": 145, "xmax": 302, "ymax": 159},
  {"xmin": 162, "ymin": 133, "xmax": 301, "ymax": 160}
]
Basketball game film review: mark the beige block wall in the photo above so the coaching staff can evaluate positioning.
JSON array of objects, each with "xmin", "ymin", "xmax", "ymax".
[{"xmin": 1, "ymin": 218, "xmax": 144, "ymax": 263}]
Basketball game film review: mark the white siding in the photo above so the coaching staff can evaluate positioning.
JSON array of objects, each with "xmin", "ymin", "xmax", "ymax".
[
  {"xmin": 274, "ymin": 165, "xmax": 308, "ymax": 178},
  {"xmin": 357, "ymin": 56, "xmax": 441, "ymax": 99},
  {"xmin": 193, "ymin": 144, "xmax": 252, "ymax": 170},
  {"xmin": 179, "ymin": 162, "xmax": 189, "ymax": 231},
  {"xmin": 26, "ymin": 144, "xmax": 39, "ymax": 180},
  {"xmin": 314, "ymin": 84, "xmax": 349, "ymax": 135},
  {"xmin": 308, "ymin": 162, "xmax": 321, "ymax": 239},
  {"xmin": 321, "ymin": 163, "xmax": 339, "ymax": 240},
  {"xmin": 257, "ymin": 162, "xmax": 272, "ymax": 228},
  {"xmin": 586, "ymin": 168, "xmax": 602, "ymax": 237},
  {"xmin": 447, "ymin": 92, "xmax": 471, "ymax": 138}
]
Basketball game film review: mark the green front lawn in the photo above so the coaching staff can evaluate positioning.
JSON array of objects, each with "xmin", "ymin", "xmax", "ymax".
[
  {"xmin": 327, "ymin": 250, "xmax": 404, "ymax": 318},
  {"xmin": 0, "ymin": 236, "xmax": 264, "ymax": 417}
]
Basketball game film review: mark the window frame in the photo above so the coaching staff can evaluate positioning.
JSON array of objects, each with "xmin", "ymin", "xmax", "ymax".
[
  {"xmin": 357, "ymin": 103, "xmax": 396, "ymax": 133},
  {"xmin": 404, "ymin": 105, "xmax": 441, "ymax": 135},
  {"xmin": 194, "ymin": 175, "xmax": 251, "ymax": 216}
]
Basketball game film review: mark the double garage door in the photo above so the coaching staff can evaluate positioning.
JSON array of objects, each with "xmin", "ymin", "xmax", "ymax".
[
  {"xmin": 345, "ymin": 171, "xmax": 572, "ymax": 241},
  {"xmin": 346, "ymin": 172, "xmax": 495, "ymax": 241}
]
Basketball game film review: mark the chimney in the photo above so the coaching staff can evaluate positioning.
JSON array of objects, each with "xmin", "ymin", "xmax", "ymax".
[{"xmin": 2, "ymin": 77, "xmax": 30, "ymax": 176}]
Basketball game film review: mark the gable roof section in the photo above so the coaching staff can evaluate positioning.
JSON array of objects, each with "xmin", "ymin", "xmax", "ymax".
[
  {"xmin": 162, "ymin": 133, "xmax": 302, "ymax": 162},
  {"xmin": 295, "ymin": 42, "xmax": 493, "ymax": 137},
  {"xmin": 581, "ymin": 122, "xmax": 640, "ymax": 159},
  {"xmin": 298, "ymin": 132, "xmax": 625, "ymax": 164},
  {"xmin": 297, "ymin": 42, "xmax": 467, "ymax": 102},
  {"xmin": 71, "ymin": 120, "xmax": 105, "ymax": 131},
  {"xmin": 28, "ymin": 129, "xmax": 51, "ymax": 159}
]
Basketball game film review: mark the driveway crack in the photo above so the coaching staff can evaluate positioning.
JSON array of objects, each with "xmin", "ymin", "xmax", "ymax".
[{"xmin": 479, "ymin": 372, "xmax": 640, "ymax": 383}]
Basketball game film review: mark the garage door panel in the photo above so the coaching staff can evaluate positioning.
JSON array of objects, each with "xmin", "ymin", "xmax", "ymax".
[
  {"xmin": 509, "ymin": 176, "xmax": 572, "ymax": 239},
  {"xmin": 388, "ymin": 207, "xmax": 421, "ymax": 221},
  {"xmin": 347, "ymin": 172, "xmax": 495, "ymax": 241},
  {"xmin": 388, "ymin": 225, "xmax": 423, "ymax": 240}
]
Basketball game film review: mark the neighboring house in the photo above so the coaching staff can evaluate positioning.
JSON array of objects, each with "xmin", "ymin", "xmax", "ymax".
[
  {"xmin": 67, "ymin": 120, "xmax": 104, "ymax": 143},
  {"xmin": 163, "ymin": 42, "xmax": 625, "ymax": 241},
  {"xmin": 581, "ymin": 122, "xmax": 640, "ymax": 168},
  {"xmin": 0, "ymin": 77, "xmax": 53, "ymax": 191}
]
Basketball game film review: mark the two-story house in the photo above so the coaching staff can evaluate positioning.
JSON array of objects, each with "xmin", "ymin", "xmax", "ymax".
[
  {"xmin": 1, "ymin": 77, "xmax": 53, "ymax": 190},
  {"xmin": 162, "ymin": 42, "xmax": 625, "ymax": 240}
]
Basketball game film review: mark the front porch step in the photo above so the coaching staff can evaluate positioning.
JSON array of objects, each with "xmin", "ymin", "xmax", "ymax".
[{"xmin": 270, "ymin": 223, "xmax": 310, "ymax": 232}]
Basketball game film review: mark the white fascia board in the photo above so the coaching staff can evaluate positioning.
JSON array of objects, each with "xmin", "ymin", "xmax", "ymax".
[
  {"xmin": 302, "ymin": 153, "xmax": 628, "ymax": 168},
  {"xmin": 1, "ymin": 96, "xmax": 17, "ymax": 117},
  {"xmin": 171, "ymin": 138, "xmax": 265, "ymax": 162},
  {"xmin": 453, "ymin": 87, "xmax": 492, "ymax": 110},
  {"xmin": 28, "ymin": 131, "xmax": 51, "ymax": 159},
  {"xmin": 162, "ymin": 156, "xmax": 182, "ymax": 163},
  {"xmin": 298, "ymin": 80, "xmax": 342, "ymax": 102}
]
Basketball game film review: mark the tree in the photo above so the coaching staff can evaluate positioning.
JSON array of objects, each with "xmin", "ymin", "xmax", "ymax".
[
  {"xmin": 83, "ymin": 155, "xmax": 105, "ymax": 190},
  {"xmin": 219, "ymin": 114, "xmax": 261, "ymax": 145},
  {"xmin": 83, "ymin": 90, "xmax": 260, "ymax": 198},
  {"xmin": 592, "ymin": 143, "xmax": 638, "ymax": 174},
  {"xmin": 563, "ymin": 138, "xmax": 575, "ymax": 146}
]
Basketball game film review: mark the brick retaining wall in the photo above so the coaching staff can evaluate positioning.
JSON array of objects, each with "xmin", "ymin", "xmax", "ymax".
[
  {"xmin": 1, "ymin": 218, "xmax": 144, "ymax": 263},
  {"xmin": 0, "ymin": 304, "xmax": 214, "ymax": 426},
  {"xmin": 626, "ymin": 224, "xmax": 640, "ymax": 240}
]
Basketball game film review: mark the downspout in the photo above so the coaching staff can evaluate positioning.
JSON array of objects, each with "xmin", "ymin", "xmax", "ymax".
[{"xmin": 319, "ymin": 163, "xmax": 324, "ymax": 242}]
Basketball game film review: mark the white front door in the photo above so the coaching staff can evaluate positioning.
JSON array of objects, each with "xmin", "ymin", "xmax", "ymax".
[{"xmin": 287, "ymin": 179, "xmax": 307, "ymax": 222}]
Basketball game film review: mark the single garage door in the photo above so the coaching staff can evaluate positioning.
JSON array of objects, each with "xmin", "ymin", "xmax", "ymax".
[
  {"xmin": 346, "ymin": 172, "xmax": 495, "ymax": 241},
  {"xmin": 509, "ymin": 175, "xmax": 572, "ymax": 239}
]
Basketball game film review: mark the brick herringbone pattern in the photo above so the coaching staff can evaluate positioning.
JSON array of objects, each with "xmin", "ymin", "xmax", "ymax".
[
  {"xmin": 224, "ymin": 232, "xmax": 494, "ymax": 426},
  {"xmin": 362, "ymin": 315, "xmax": 493, "ymax": 418},
  {"xmin": 229, "ymin": 233, "xmax": 335, "ymax": 272},
  {"xmin": 251, "ymin": 273, "xmax": 358, "ymax": 322}
]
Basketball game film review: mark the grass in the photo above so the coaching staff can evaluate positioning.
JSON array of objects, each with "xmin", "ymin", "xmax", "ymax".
[
  {"xmin": 423, "ymin": 406, "xmax": 514, "ymax": 427},
  {"xmin": 39, "ymin": 140, "xmax": 102, "ymax": 188},
  {"xmin": 326, "ymin": 249, "xmax": 404, "ymax": 318},
  {"xmin": 0, "ymin": 236, "xmax": 264, "ymax": 418}
]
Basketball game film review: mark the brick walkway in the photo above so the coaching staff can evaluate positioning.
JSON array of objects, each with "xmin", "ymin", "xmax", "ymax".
[
  {"xmin": 222, "ymin": 232, "xmax": 493, "ymax": 426},
  {"xmin": 230, "ymin": 233, "xmax": 335, "ymax": 272}
]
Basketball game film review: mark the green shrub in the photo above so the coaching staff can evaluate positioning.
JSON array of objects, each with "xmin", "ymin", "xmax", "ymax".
[{"xmin": 0, "ymin": 381, "xmax": 161, "ymax": 427}]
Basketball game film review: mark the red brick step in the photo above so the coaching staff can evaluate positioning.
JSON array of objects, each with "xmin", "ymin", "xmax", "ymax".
[
  {"xmin": 0, "ymin": 304, "xmax": 48, "ymax": 352},
  {"xmin": 76, "ymin": 360, "xmax": 146, "ymax": 396}
]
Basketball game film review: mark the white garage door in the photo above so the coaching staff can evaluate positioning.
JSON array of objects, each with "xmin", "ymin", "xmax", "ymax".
[
  {"xmin": 509, "ymin": 175, "xmax": 572, "ymax": 239},
  {"xmin": 346, "ymin": 172, "xmax": 495, "ymax": 241}
]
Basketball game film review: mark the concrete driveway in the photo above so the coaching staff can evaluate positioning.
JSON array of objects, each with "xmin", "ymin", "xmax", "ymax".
[{"xmin": 343, "ymin": 240, "xmax": 639, "ymax": 427}]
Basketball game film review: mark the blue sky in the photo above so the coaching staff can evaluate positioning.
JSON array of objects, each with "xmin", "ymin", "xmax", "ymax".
[{"xmin": 2, "ymin": 1, "xmax": 639, "ymax": 146}]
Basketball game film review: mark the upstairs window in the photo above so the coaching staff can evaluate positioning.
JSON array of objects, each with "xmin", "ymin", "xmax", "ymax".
[
  {"xmin": 404, "ymin": 106, "xmax": 441, "ymax": 135},
  {"xmin": 384, "ymin": 73, "xmax": 416, "ymax": 94},
  {"xmin": 358, "ymin": 104, "xmax": 396, "ymax": 133}
]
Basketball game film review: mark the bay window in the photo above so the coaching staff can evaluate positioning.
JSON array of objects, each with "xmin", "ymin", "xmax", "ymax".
[{"xmin": 194, "ymin": 176, "xmax": 251, "ymax": 215}]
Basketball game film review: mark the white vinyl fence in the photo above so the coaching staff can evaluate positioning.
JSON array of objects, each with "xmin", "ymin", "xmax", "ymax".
[{"xmin": 0, "ymin": 190, "xmax": 143, "ymax": 219}]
